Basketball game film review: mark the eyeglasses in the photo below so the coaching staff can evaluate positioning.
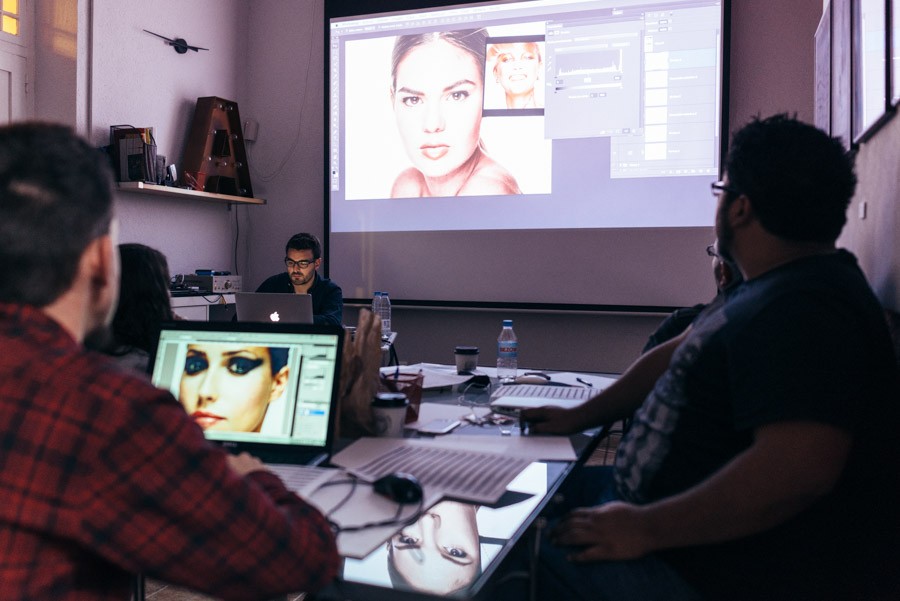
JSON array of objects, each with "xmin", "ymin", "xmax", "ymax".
[
  {"xmin": 284, "ymin": 258, "xmax": 316, "ymax": 269},
  {"xmin": 710, "ymin": 181, "xmax": 741, "ymax": 197}
]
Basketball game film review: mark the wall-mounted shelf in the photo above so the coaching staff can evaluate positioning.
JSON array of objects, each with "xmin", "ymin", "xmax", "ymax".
[{"xmin": 117, "ymin": 181, "xmax": 266, "ymax": 205}]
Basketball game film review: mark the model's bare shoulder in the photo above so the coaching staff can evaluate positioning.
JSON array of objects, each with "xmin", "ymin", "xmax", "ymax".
[
  {"xmin": 391, "ymin": 168, "xmax": 427, "ymax": 198},
  {"xmin": 460, "ymin": 157, "xmax": 522, "ymax": 196}
]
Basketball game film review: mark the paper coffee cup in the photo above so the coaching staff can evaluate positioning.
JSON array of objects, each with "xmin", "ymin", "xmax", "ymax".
[{"xmin": 372, "ymin": 392, "xmax": 409, "ymax": 438}]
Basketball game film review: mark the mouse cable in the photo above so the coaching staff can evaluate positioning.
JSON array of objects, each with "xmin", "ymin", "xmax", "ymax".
[{"xmin": 327, "ymin": 493, "xmax": 425, "ymax": 535}]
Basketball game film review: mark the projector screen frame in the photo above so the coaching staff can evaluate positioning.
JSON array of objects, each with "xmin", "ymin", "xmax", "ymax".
[{"xmin": 324, "ymin": 0, "xmax": 732, "ymax": 313}]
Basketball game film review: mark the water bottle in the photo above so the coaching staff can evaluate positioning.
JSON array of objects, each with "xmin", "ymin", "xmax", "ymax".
[
  {"xmin": 381, "ymin": 292, "xmax": 392, "ymax": 336},
  {"xmin": 497, "ymin": 319, "xmax": 518, "ymax": 382},
  {"xmin": 371, "ymin": 291, "xmax": 383, "ymax": 324}
]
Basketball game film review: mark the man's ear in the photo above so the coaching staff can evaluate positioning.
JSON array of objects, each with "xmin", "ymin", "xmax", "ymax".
[
  {"xmin": 727, "ymin": 195, "xmax": 754, "ymax": 228},
  {"xmin": 81, "ymin": 233, "xmax": 113, "ymax": 288}
]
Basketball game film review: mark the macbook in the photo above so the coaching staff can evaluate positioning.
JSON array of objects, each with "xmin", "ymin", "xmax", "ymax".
[
  {"xmin": 149, "ymin": 320, "xmax": 343, "ymax": 468},
  {"xmin": 234, "ymin": 292, "xmax": 314, "ymax": 324}
]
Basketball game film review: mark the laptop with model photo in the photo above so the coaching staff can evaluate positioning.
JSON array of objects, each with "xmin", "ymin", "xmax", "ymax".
[
  {"xmin": 149, "ymin": 320, "xmax": 343, "ymax": 487},
  {"xmin": 234, "ymin": 292, "xmax": 314, "ymax": 324}
]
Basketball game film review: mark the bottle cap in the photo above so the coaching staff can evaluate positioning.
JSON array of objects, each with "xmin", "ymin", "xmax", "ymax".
[{"xmin": 503, "ymin": 319, "xmax": 513, "ymax": 326}]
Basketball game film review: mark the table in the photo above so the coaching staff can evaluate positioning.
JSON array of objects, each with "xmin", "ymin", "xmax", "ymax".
[{"xmin": 319, "ymin": 376, "xmax": 609, "ymax": 600}]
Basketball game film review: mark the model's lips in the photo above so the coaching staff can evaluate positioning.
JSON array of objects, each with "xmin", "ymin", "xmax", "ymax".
[
  {"xmin": 420, "ymin": 145, "xmax": 449, "ymax": 160},
  {"xmin": 191, "ymin": 410, "xmax": 225, "ymax": 429}
]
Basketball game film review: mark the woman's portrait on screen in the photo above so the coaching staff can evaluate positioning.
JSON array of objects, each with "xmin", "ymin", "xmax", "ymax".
[
  {"xmin": 389, "ymin": 29, "xmax": 521, "ymax": 198},
  {"xmin": 178, "ymin": 344, "xmax": 290, "ymax": 433}
]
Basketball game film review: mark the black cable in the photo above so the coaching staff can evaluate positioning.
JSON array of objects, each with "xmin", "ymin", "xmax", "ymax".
[{"xmin": 316, "ymin": 476, "xmax": 426, "ymax": 535}]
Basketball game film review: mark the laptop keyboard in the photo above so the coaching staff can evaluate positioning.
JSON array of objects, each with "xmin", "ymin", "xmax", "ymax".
[
  {"xmin": 267, "ymin": 464, "xmax": 339, "ymax": 496},
  {"xmin": 490, "ymin": 384, "xmax": 592, "ymax": 400}
]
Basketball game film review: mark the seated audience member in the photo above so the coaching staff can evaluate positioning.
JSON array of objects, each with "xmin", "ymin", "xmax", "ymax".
[
  {"xmin": 102, "ymin": 243, "xmax": 176, "ymax": 373},
  {"xmin": 642, "ymin": 238, "xmax": 743, "ymax": 352},
  {"xmin": 519, "ymin": 115, "xmax": 900, "ymax": 600},
  {"xmin": 0, "ymin": 123, "xmax": 339, "ymax": 599},
  {"xmin": 256, "ymin": 232, "xmax": 343, "ymax": 325}
]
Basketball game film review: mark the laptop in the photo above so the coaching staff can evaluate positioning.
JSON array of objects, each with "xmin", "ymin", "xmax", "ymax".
[
  {"xmin": 149, "ymin": 320, "xmax": 343, "ymax": 472},
  {"xmin": 234, "ymin": 292, "xmax": 314, "ymax": 324},
  {"xmin": 489, "ymin": 384, "xmax": 594, "ymax": 412}
]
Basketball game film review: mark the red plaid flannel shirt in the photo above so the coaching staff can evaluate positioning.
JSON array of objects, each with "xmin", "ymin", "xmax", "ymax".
[{"xmin": 0, "ymin": 304, "xmax": 339, "ymax": 600}]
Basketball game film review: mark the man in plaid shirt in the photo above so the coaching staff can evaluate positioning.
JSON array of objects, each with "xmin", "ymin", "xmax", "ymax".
[{"xmin": 0, "ymin": 122, "xmax": 339, "ymax": 600}]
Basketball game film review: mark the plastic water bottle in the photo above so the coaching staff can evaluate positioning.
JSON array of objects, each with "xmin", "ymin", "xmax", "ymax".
[
  {"xmin": 497, "ymin": 319, "xmax": 518, "ymax": 382},
  {"xmin": 381, "ymin": 292, "xmax": 392, "ymax": 336},
  {"xmin": 371, "ymin": 291, "xmax": 383, "ymax": 323}
]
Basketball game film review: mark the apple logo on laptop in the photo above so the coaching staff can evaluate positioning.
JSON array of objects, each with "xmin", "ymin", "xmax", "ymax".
[{"xmin": 269, "ymin": 311, "xmax": 280, "ymax": 322}]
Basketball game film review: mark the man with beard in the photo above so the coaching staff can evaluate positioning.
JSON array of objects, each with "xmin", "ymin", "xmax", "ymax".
[
  {"xmin": 256, "ymin": 232, "xmax": 343, "ymax": 325},
  {"xmin": 519, "ymin": 115, "xmax": 900, "ymax": 600},
  {"xmin": 0, "ymin": 123, "xmax": 339, "ymax": 599}
]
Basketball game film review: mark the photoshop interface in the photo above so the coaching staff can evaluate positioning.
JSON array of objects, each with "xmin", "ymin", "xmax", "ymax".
[{"xmin": 329, "ymin": 0, "xmax": 722, "ymax": 189}]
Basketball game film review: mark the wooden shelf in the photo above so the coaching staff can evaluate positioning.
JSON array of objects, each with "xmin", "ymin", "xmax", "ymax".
[{"xmin": 117, "ymin": 182, "xmax": 266, "ymax": 205}]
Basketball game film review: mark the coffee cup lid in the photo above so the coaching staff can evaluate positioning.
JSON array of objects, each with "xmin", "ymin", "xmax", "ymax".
[
  {"xmin": 454, "ymin": 346, "xmax": 479, "ymax": 355},
  {"xmin": 372, "ymin": 392, "xmax": 409, "ymax": 407}
]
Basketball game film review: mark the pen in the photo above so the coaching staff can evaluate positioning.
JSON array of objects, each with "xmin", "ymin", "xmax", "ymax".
[
  {"xmin": 394, "ymin": 366, "xmax": 400, "ymax": 380},
  {"xmin": 576, "ymin": 377, "xmax": 593, "ymax": 387}
]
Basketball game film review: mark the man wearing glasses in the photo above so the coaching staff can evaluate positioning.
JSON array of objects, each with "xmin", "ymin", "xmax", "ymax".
[
  {"xmin": 256, "ymin": 232, "xmax": 343, "ymax": 325},
  {"xmin": 519, "ymin": 115, "xmax": 899, "ymax": 599}
]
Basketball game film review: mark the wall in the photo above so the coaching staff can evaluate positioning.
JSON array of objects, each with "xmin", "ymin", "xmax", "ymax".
[
  {"xmin": 840, "ymin": 114, "xmax": 900, "ymax": 312},
  {"xmin": 241, "ymin": 0, "xmax": 326, "ymax": 288},
  {"xmin": 86, "ymin": 0, "xmax": 251, "ymax": 278}
]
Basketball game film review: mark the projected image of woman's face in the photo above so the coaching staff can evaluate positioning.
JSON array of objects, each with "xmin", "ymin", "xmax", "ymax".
[
  {"xmin": 493, "ymin": 43, "xmax": 541, "ymax": 103},
  {"xmin": 392, "ymin": 39, "xmax": 484, "ymax": 180}
]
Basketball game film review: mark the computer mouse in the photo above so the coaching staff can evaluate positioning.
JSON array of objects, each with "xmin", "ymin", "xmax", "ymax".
[{"xmin": 372, "ymin": 472, "xmax": 423, "ymax": 504}]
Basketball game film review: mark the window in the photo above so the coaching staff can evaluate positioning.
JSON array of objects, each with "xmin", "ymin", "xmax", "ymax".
[{"xmin": 1, "ymin": 0, "xmax": 18, "ymax": 37}]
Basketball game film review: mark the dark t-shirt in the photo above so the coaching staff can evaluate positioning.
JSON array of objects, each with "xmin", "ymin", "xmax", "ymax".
[
  {"xmin": 255, "ymin": 272, "xmax": 343, "ymax": 326},
  {"xmin": 615, "ymin": 250, "xmax": 900, "ymax": 599}
]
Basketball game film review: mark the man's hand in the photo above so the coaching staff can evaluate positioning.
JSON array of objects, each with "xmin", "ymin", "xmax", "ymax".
[
  {"xmin": 226, "ymin": 452, "xmax": 268, "ymax": 476},
  {"xmin": 520, "ymin": 405, "xmax": 587, "ymax": 435},
  {"xmin": 551, "ymin": 501, "xmax": 654, "ymax": 562}
]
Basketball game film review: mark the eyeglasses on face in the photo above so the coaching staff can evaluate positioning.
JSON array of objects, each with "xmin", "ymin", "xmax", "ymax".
[
  {"xmin": 284, "ymin": 258, "xmax": 315, "ymax": 269},
  {"xmin": 710, "ymin": 181, "xmax": 741, "ymax": 197}
]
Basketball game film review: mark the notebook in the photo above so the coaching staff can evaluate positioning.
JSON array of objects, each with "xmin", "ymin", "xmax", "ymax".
[
  {"xmin": 234, "ymin": 292, "xmax": 314, "ymax": 324},
  {"xmin": 149, "ymin": 320, "xmax": 343, "ymax": 471},
  {"xmin": 489, "ymin": 384, "xmax": 594, "ymax": 411}
]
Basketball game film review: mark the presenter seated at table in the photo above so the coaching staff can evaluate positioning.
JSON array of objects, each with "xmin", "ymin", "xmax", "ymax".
[{"xmin": 256, "ymin": 232, "xmax": 343, "ymax": 325}]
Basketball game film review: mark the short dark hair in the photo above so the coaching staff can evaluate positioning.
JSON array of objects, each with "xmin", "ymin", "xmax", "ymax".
[
  {"xmin": 725, "ymin": 114, "xmax": 856, "ymax": 244},
  {"xmin": 285, "ymin": 233, "xmax": 321, "ymax": 260},
  {"xmin": 0, "ymin": 122, "xmax": 114, "ymax": 306},
  {"xmin": 110, "ymin": 244, "xmax": 175, "ymax": 354},
  {"xmin": 268, "ymin": 347, "xmax": 289, "ymax": 373}
]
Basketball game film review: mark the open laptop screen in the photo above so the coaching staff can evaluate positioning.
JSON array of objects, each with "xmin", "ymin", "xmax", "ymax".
[{"xmin": 149, "ymin": 321, "xmax": 343, "ymax": 461}]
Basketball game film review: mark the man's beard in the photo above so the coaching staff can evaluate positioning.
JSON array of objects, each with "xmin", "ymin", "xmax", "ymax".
[{"xmin": 716, "ymin": 199, "xmax": 735, "ymax": 261}]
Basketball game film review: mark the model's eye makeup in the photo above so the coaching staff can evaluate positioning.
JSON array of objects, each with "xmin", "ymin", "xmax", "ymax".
[
  {"xmin": 396, "ymin": 533, "xmax": 421, "ymax": 547},
  {"xmin": 447, "ymin": 90, "xmax": 470, "ymax": 102},
  {"xmin": 227, "ymin": 356, "xmax": 263, "ymax": 375},
  {"xmin": 184, "ymin": 353, "xmax": 208, "ymax": 375},
  {"xmin": 401, "ymin": 95, "xmax": 422, "ymax": 107},
  {"xmin": 442, "ymin": 545, "xmax": 468, "ymax": 558}
]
